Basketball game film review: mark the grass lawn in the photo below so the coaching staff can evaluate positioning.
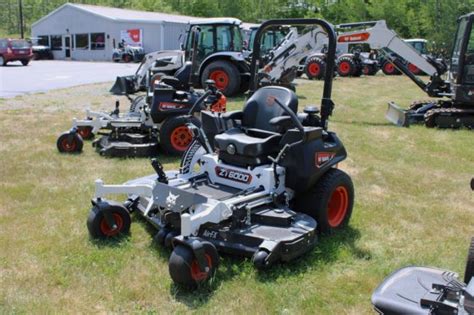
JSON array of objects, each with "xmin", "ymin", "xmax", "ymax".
[{"xmin": 1, "ymin": 74, "xmax": 473, "ymax": 314}]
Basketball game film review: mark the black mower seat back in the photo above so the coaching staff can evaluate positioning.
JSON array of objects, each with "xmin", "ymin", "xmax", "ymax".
[
  {"xmin": 214, "ymin": 86, "xmax": 298, "ymax": 167},
  {"xmin": 160, "ymin": 61, "xmax": 192, "ymax": 90},
  {"xmin": 242, "ymin": 86, "xmax": 298, "ymax": 132}
]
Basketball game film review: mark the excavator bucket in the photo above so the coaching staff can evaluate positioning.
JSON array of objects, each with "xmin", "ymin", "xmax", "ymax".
[
  {"xmin": 110, "ymin": 75, "xmax": 138, "ymax": 95},
  {"xmin": 385, "ymin": 101, "xmax": 410, "ymax": 127}
]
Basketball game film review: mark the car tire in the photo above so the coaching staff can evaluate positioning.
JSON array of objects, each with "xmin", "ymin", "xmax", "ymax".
[
  {"xmin": 21, "ymin": 60, "xmax": 29, "ymax": 66},
  {"xmin": 0, "ymin": 55, "xmax": 6, "ymax": 66}
]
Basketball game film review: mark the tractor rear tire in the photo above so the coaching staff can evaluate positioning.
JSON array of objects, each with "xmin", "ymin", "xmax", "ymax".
[
  {"xmin": 336, "ymin": 56, "xmax": 356, "ymax": 77},
  {"xmin": 363, "ymin": 64, "xmax": 378, "ymax": 76},
  {"xmin": 160, "ymin": 116, "xmax": 200, "ymax": 155},
  {"xmin": 464, "ymin": 237, "xmax": 474, "ymax": 284},
  {"xmin": 295, "ymin": 168, "xmax": 354, "ymax": 234},
  {"xmin": 201, "ymin": 61, "xmax": 241, "ymax": 97},
  {"xmin": 169, "ymin": 242, "xmax": 219, "ymax": 288},
  {"xmin": 305, "ymin": 56, "xmax": 326, "ymax": 80}
]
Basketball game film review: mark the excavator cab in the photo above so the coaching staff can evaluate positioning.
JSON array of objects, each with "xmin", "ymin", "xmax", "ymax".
[{"xmin": 450, "ymin": 13, "xmax": 474, "ymax": 105}]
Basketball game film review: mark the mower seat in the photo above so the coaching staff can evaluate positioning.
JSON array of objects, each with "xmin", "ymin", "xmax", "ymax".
[
  {"xmin": 214, "ymin": 86, "xmax": 298, "ymax": 167},
  {"xmin": 160, "ymin": 62, "xmax": 192, "ymax": 91}
]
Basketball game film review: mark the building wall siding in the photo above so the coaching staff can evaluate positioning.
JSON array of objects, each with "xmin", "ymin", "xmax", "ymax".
[{"xmin": 31, "ymin": 6, "xmax": 187, "ymax": 61}]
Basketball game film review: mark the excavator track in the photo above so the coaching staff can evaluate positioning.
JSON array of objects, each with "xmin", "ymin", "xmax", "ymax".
[
  {"xmin": 424, "ymin": 108, "xmax": 474, "ymax": 129},
  {"xmin": 409, "ymin": 99, "xmax": 436, "ymax": 111}
]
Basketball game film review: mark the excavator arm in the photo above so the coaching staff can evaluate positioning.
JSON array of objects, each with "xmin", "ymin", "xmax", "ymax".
[{"xmin": 336, "ymin": 20, "xmax": 449, "ymax": 97}]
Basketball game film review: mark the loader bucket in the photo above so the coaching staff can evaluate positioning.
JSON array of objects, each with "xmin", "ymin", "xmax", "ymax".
[
  {"xmin": 385, "ymin": 101, "xmax": 409, "ymax": 127},
  {"xmin": 110, "ymin": 75, "xmax": 138, "ymax": 95}
]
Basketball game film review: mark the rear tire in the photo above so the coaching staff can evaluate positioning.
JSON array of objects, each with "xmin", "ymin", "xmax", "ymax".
[
  {"xmin": 464, "ymin": 237, "xmax": 474, "ymax": 284},
  {"xmin": 169, "ymin": 242, "xmax": 219, "ymax": 288},
  {"xmin": 363, "ymin": 64, "xmax": 378, "ymax": 76},
  {"xmin": 296, "ymin": 168, "xmax": 354, "ymax": 234},
  {"xmin": 21, "ymin": 60, "xmax": 29, "ymax": 66},
  {"xmin": 201, "ymin": 61, "xmax": 241, "ymax": 96},
  {"xmin": 56, "ymin": 132, "xmax": 83, "ymax": 153},
  {"xmin": 0, "ymin": 56, "xmax": 6, "ymax": 66},
  {"xmin": 305, "ymin": 56, "xmax": 326, "ymax": 80},
  {"xmin": 87, "ymin": 204, "xmax": 131, "ymax": 239},
  {"xmin": 160, "ymin": 116, "xmax": 200, "ymax": 155}
]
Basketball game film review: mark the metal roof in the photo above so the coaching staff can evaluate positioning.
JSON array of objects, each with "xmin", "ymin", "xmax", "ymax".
[{"xmin": 33, "ymin": 3, "xmax": 195, "ymax": 26}]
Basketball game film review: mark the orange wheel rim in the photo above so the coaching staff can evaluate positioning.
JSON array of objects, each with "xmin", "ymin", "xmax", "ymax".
[
  {"xmin": 99, "ymin": 213, "xmax": 124, "ymax": 237},
  {"xmin": 77, "ymin": 127, "xmax": 91, "ymax": 139},
  {"xmin": 408, "ymin": 63, "xmax": 418, "ymax": 73},
  {"xmin": 327, "ymin": 186, "xmax": 349, "ymax": 228},
  {"xmin": 384, "ymin": 63, "xmax": 394, "ymax": 73},
  {"xmin": 339, "ymin": 61, "xmax": 351, "ymax": 74},
  {"xmin": 209, "ymin": 70, "xmax": 229, "ymax": 90},
  {"xmin": 363, "ymin": 66, "xmax": 369, "ymax": 74},
  {"xmin": 190, "ymin": 254, "xmax": 212, "ymax": 281},
  {"xmin": 60, "ymin": 137, "xmax": 77, "ymax": 152},
  {"xmin": 308, "ymin": 63, "xmax": 320, "ymax": 76},
  {"xmin": 170, "ymin": 125, "xmax": 193, "ymax": 151}
]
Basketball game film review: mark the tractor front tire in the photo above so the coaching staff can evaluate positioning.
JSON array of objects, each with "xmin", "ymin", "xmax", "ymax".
[
  {"xmin": 382, "ymin": 61, "xmax": 401, "ymax": 75},
  {"xmin": 169, "ymin": 242, "xmax": 219, "ymax": 288},
  {"xmin": 305, "ymin": 56, "xmax": 326, "ymax": 80},
  {"xmin": 202, "ymin": 61, "xmax": 241, "ymax": 96},
  {"xmin": 336, "ymin": 56, "xmax": 356, "ymax": 77},
  {"xmin": 296, "ymin": 168, "xmax": 354, "ymax": 234},
  {"xmin": 160, "ymin": 116, "xmax": 200, "ymax": 155},
  {"xmin": 464, "ymin": 237, "xmax": 474, "ymax": 284}
]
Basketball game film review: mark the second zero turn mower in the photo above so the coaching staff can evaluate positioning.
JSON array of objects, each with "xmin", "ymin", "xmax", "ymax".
[
  {"xmin": 85, "ymin": 19, "xmax": 354, "ymax": 288},
  {"xmin": 56, "ymin": 70, "xmax": 226, "ymax": 157}
]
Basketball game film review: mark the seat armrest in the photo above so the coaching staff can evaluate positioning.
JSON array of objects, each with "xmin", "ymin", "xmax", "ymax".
[
  {"xmin": 222, "ymin": 110, "xmax": 243, "ymax": 120},
  {"xmin": 269, "ymin": 115, "xmax": 293, "ymax": 131}
]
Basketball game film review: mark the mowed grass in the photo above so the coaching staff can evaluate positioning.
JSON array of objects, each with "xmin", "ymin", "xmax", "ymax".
[{"xmin": 1, "ymin": 75, "xmax": 473, "ymax": 314}]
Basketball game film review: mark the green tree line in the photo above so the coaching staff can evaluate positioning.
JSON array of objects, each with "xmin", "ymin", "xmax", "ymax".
[{"xmin": 0, "ymin": 0, "xmax": 472, "ymax": 52}]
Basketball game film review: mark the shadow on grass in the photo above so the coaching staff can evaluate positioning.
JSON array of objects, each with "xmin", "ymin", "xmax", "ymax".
[
  {"xmin": 334, "ymin": 119, "xmax": 394, "ymax": 127},
  {"xmin": 88, "ymin": 233, "xmax": 131, "ymax": 248}
]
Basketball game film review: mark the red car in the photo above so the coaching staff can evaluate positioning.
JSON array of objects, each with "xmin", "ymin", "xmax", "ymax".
[{"xmin": 0, "ymin": 38, "xmax": 33, "ymax": 66}]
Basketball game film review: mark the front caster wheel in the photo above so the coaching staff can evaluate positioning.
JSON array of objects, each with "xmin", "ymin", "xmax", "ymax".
[
  {"xmin": 252, "ymin": 250, "xmax": 271, "ymax": 270},
  {"xmin": 169, "ymin": 242, "xmax": 219, "ymax": 288},
  {"xmin": 86, "ymin": 203, "xmax": 131, "ymax": 239},
  {"xmin": 56, "ymin": 132, "xmax": 83, "ymax": 153}
]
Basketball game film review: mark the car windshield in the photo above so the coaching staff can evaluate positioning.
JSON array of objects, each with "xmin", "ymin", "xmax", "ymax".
[{"xmin": 11, "ymin": 40, "xmax": 30, "ymax": 49}]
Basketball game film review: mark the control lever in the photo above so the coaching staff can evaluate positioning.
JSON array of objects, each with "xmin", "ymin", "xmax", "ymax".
[
  {"xmin": 151, "ymin": 158, "xmax": 168, "ymax": 184},
  {"xmin": 187, "ymin": 123, "xmax": 213, "ymax": 154}
]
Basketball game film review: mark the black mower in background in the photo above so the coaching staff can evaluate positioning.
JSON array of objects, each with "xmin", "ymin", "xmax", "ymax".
[
  {"xmin": 85, "ymin": 18, "xmax": 355, "ymax": 289},
  {"xmin": 371, "ymin": 180, "xmax": 474, "ymax": 315}
]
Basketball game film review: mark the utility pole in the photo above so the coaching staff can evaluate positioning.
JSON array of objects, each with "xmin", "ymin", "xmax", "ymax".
[{"xmin": 19, "ymin": 0, "xmax": 24, "ymax": 38}]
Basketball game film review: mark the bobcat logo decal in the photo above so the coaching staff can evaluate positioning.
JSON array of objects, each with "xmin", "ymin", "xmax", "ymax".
[{"xmin": 165, "ymin": 191, "xmax": 179, "ymax": 208}]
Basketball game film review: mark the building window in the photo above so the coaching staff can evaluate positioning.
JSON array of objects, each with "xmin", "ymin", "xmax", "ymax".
[
  {"xmin": 37, "ymin": 35, "xmax": 49, "ymax": 47},
  {"xmin": 91, "ymin": 33, "xmax": 105, "ymax": 50},
  {"xmin": 75, "ymin": 34, "xmax": 89, "ymax": 50},
  {"xmin": 51, "ymin": 35, "xmax": 62, "ymax": 50}
]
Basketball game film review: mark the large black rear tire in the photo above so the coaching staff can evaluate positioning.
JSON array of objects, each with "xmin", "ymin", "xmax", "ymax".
[
  {"xmin": 464, "ymin": 237, "xmax": 474, "ymax": 284},
  {"xmin": 169, "ymin": 242, "xmax": 219, "ymax": 288},
  {"xmin": 160, "ymin": 116, "xmax": 200, "ymax": 155},
  {"xmin": 295, "ymin": 168, "xmax": 354, "ymax": 234},
  {"xmin": 201, "ymin": 60, "xmax": 241, "ymax": 96}
]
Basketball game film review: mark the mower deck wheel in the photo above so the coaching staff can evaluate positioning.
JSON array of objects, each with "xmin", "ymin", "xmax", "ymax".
[
  {"xmin": 297, "ymin": 168, "xmax": 354, "ymax": 234},
  {"xmin": 169, "ymin": 242, "xmax": 219, "ymax": 288},
  {"xmin": 464, "ymin": 237, "xmax": 474, "ymax": 284},
  {"xmin": 86, "ymin": 204, "xmax": 131, "ymax": 239},
  {"xmin": 77, "ymin": 126, "xmax": 94, "ymax": 140},
  {"xmin": 252, "ymin": 250, "xmax": 270, "ymax": 270},
  {"xmin": 56, "ymin": 132, "xmax": 84, "ymax": 153}
]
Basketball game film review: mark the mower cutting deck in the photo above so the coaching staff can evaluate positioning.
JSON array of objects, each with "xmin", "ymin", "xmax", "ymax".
[{"xmin": 85, "ymin": 19, "xmax": 354, "ymax": 288}]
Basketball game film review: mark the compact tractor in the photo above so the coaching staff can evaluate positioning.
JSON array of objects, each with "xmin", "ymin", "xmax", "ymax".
[
  {"xmin": 85, "ymin": 18, "xmax": 355, "ymax": 288},
  {"xmin": 112, "ymin": 18, "xmax": 250, "ymax": 97}
]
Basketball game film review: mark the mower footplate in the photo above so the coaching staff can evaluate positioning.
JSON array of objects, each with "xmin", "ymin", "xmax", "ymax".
[
  {"xmin": 94, "ymin": 135, "xmax": 159, "ymax": 157},
  {"xmin": 199, "ymin": 207, "xmax": 317, "ymax": 262}
]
